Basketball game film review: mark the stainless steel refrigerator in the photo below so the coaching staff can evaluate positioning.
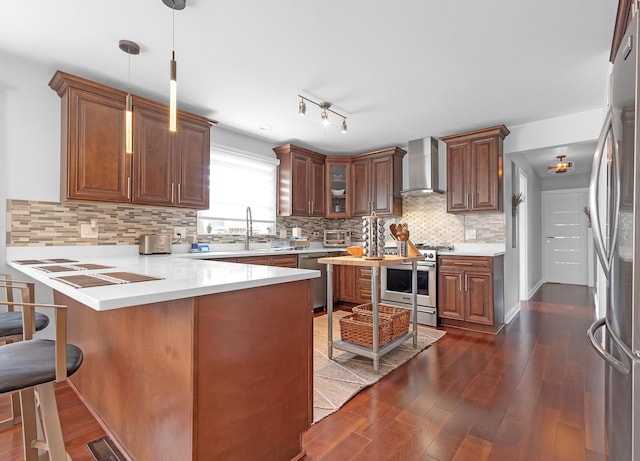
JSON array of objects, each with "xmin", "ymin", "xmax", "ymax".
[{"xmin": 588, "ymin": 13, "xmax": 640, "ymax": 461}]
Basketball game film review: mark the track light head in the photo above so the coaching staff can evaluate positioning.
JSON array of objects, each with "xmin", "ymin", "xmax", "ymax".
[
  {"xmin": 341, "ymin": 118, "xmax": 347, "ymax": 133},
  {"xmin": 298, "ymin": 98, "xmax": 306, "ymax": 116}
]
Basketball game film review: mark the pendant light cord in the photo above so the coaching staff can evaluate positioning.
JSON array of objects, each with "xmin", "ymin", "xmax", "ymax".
[{"xmin": 172, "ymin": 0, "xmax": 176, "ymax": 53}]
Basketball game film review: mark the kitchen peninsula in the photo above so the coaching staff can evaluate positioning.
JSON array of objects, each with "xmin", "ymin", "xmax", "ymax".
[{"xmin": 8, "ymin": 250, "xmax": 319, "ymax": 461}]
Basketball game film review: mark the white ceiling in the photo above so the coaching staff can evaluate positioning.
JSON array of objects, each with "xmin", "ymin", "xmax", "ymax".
[{"xmin": 1, "ymin": 0, "xmax": 616, "ymax": 165}]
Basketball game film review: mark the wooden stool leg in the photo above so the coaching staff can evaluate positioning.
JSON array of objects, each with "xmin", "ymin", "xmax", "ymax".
[
  {"xmin": 36, "ymin": 382, "xmax": 68, "ymax": 461},
  {"xmin": 19, "ymin": 388, "xmax": 39, "ymax": 461}
]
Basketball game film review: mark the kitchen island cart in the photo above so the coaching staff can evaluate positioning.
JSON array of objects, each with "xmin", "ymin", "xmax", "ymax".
[{"xmin": 318, "ymin": 255, "xmax": 424, "ymax": 372}]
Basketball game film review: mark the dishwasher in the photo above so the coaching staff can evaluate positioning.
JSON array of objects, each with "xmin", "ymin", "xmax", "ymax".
[{"xmin": 298, "ymin": 252, "xmax": 328, "ymax": 311}]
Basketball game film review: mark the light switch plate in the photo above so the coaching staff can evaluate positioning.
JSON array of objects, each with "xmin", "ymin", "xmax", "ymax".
[
  {"xmin": 465, "ymin": 229, "xmax": 476, "ymax": 240},
  {"xmin": 80, "ymin": 223, "xmax": 98, "ymax": 238}
]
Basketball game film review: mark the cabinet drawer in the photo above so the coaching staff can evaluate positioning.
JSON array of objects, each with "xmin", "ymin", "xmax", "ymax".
[
  {"xmin": 438, "ymin": 256, "xmax": 492, "ymax": 271},
  {"xmin": 270, "ymin": 255, "xmax": 298, "ymax": 268},
  {"xmin": 239, "ymin": 256, "xmax": 271, "ymax": 266}
]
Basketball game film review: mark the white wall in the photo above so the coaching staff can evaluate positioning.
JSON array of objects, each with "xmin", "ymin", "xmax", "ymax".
[
  {"xmin": 541, "ymin": 172, "xmax": 590, "ymax": 190},
  {"xmin": 503, "ymin": 108, "xmax": 605, "ymax": 321},
  {"xmin": 511, "ymin": 156, "xmax": 543, "ymax": 297},
  {"xmin": 1, "ymin": 51, "xmax": 61, "ymax": 276}
]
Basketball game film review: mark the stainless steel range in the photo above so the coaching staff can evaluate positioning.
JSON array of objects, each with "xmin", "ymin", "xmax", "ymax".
[{"xmin": 380, "ymin": 244, "xmax": 453, "ymax": 327}]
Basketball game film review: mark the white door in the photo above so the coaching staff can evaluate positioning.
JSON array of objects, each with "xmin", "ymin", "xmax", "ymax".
[{"xmin": 542, "ymin": 189, "xmax": 589, "ymax": 285}]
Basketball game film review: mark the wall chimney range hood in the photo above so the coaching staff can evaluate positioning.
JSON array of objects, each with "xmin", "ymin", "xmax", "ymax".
[{"xmin": 401, "ymin": 137, "xmax": 443, "ymax": 195}]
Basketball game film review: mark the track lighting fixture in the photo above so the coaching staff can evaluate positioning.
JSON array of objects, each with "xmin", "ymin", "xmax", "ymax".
[
  {"xmin": 163, "ymin": 0, "xmax": 186, "ymax": 132},
  {"xmin": 297, "ymin": 95, "xmax": 348, "ymax": 133},
  {"xmin": 298, "ymin": 97, "xmax": 306, "ymax": 116},
  {"xmin": 119, "ymin": 40, "xmax": 140, "ymax": 155}
]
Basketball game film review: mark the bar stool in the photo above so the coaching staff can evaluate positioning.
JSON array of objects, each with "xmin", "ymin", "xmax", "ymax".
[
  {"xmin": 0, "ymin": 275, "xmax": 51, "ymax": 430},
  {"xmin": 0, "ymin": 282, "xmax": 83, "ymax": 461}
]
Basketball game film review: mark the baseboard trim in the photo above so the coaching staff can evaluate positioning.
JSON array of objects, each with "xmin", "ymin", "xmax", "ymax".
[
  {"xmin": 528, "ymin": 280, "xmax": 544, "ymax": 299},
  {"xmin": 505, "ymin": 302, "xmax": 520, "ymax": 324}
]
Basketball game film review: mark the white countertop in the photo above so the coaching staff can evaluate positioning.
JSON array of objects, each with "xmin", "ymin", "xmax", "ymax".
[
  {"xmin": 7, "ymin": 246, "xmax": 321, "ymax": 311},
  {"xmin": 437, "ymin": 243, "xmax": 505, "ymax": 257}
]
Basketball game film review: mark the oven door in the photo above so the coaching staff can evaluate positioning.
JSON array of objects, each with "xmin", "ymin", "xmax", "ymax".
[{"xmin": 380, "ymin": 262, "xmax": 436, "ymax": 308}]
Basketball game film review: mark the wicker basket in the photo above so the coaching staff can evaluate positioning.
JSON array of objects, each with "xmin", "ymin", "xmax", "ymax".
[
  {"xmin": 353, "ymin": 303, "xmax": 411, "ymax": 340},
  {"xmin": 339, "ymin": 312, "xmax": 393, "ymax": 348}
]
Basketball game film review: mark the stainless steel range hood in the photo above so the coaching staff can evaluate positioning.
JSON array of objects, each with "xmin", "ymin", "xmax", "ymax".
[{"xmin": 401, "ymin": 137, "xmax": 444, "ymax": 195}]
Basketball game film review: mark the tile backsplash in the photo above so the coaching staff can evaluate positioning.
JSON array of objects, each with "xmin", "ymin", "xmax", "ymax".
[
  {"xmin": 397, "ymin": 194, "xmax": 504, "ymax": 244},
  {"xmin": 7, "ymin": 199, "xmax": 195, "ymax": 246},
  {"xmin": 7, "ymin": 195, "xmax": 504, "ymax": 247}
]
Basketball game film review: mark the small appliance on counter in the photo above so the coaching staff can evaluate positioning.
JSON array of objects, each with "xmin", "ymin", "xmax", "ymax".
[
  {"xmin": 323, "ymin": 229, "xmax": 351, "ymax": 247},
  {"xmin": 289, "ymin": 236, "xmax": 310, "ymax": 249},
  {"xmin": 139, "ymin": 234, "xmax": 172, "ymax": 255}
]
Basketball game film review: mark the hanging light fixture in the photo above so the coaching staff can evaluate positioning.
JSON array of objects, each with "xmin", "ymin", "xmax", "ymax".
[
  {"xmin": 298, "ymin": 97, "xmax": 306, "ymax": 116},
  {"xmin": 297, "ymin": 95, "xmax": 348, "ymax": 133},
  {"xmin": 163, "ymin": 0, "xmax": 186, "ymax": 132},
  {"xmin": 547, "ymin": 154, "xmax": 575, "ymax": 174},
  {"xmin": 119, "ymin": 40, "xmax": 140, "ymax": 155},
  {"xmin": 319, "ymin": 103, "xmax": 330, "ymax": 126}
]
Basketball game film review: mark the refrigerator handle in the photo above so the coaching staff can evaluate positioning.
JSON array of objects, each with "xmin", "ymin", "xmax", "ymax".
[
  {"xmin": 587, "ymin": 317, "xmax": 632, "ymax": 376},
  {"xmin": 589, "ymin": 109, "xmax": 614, "ymax": 276}
]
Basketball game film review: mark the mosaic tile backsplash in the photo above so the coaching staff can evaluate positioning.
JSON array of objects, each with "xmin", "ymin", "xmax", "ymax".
[{"xmin": 6, "ymin": 195, "xmax": 504, "ymax": 247}]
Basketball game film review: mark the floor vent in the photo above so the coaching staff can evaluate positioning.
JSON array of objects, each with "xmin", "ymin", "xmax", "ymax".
[{"xmin": 87, "ymin": 436, "xmax": 125, "ymax": 461}]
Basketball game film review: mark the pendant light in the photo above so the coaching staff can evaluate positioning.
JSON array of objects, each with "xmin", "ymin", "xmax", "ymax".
[
  {"xmin": 163, "ymin": 0, "xmax": 186, "ymax": 132},
  {"xmin": 119, "ymin": 40, "xmax": 140, "ymax": 154}
]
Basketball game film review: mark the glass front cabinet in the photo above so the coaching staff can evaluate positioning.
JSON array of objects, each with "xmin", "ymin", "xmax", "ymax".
[{"xmin": 325, "ymin": 157, "xmax": 351, "ymax": 218}]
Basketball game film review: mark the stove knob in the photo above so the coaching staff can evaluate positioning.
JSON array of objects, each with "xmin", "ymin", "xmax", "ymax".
[{"xmin": 426, "ymin": 252, "xmax": 434, "ymax": 259}]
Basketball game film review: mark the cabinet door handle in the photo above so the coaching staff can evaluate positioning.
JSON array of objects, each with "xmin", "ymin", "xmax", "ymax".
[
  {"xmin": 171, "ymin": 183, "xmax": 175, "ymax": 203},
  {"xmin": 471, "ymin": 193, "xmax": 474, "ymax": 209},
  {"xmin": 466, "ymin": 193, "xmax": 469, "ymax": 208},
  {"xmin": 127, "ymin": 177, "xmax": 131, "ymax": 200},
  {"xmin": 459, "ymin": 274, "xmax": 463, "ymax": 291},
  {"xmin": 465, "ymin": 274, "xmax": 469, "ymax": 292},
  {"xmin": 311, "ymin": 200, "xmax": 314, "ymax": 214},
  {"xmin": 178, "ymin": 183, "xmax": 181, "ymax": 203},
  {"xmin": 454, "ymin": 262, "xmax": 473, "ymax": 265}
]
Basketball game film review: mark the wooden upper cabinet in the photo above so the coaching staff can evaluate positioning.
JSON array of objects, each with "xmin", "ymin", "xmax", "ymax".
[
  {"xmin": 326, "ymin": 157, "xmax": 351, "ymax": 218},
  {"xmin": 351, "ymin": 147, "xmax": 405, "ymax": 217},
  {"xmin": 133, "ymin": 104, "xmax": 174, "ymax": 206},
  {"xmin": 49, "ymin": 70, "xmax": 214, "ymax": 209},
  {"xmin": 274, "ymin": 144, "xmax": 325, "ymax": 217},
  {"xmin": 50, "ymin": 72, "xmax": 131, "ymax": 203},
  {"xmin": 610, "ymin": 0, "xmax": 634, "ymax": 62},
  {"xmin": 441, "ymin": 125, "xmax": 509, "ymax": 213},
  {"xmin": 133, "ymin": 101, "xmax": 211, "ymax": 209}
]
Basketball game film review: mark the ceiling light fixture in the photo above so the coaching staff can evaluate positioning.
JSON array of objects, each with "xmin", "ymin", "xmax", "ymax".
[
  {"xmin": 163, "ymin": 0, "xmax": 186, "ymax": 132},
  {"xmin": 298, "ymin": 97, "xmax": 306, "ymax": 116},
  {"xmin": 297, "ymin": 95, "xmax": 348, "ymax": 133},
  {"xmin": 547, "ymin": 154, "xmax": 575, "ymax": 174},
  {"xmin": 119, "ymin": 40, "xmax": 140, "ymax": 155}
]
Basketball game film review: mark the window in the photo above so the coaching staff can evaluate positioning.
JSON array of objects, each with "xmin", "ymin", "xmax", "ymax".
[{"xmin": 197, "ymin": 147, "xmax": 278, "ymax": 235}]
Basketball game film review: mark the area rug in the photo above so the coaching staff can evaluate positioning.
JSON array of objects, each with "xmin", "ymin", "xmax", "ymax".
[{"xmin": 313, "ymin": 311, "xmax": 446, "ymax": 423}]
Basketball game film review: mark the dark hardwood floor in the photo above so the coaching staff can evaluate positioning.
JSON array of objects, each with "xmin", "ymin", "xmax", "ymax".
[
  {"xmin": 302, "ymin": 283, "xmax": 607, "ymax": 461},
  {"xmin": 0, "ymin": 283, "xmax": 606, "ymax": 461}
]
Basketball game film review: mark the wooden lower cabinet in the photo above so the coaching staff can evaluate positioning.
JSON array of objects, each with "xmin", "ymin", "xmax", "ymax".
[
  {"xmin": 336, "ymin": 265, "xmax": 376, "ymax": 304},
  {"xmin": 55, "ymin": 279, "xmax": 312, "ymax": 461},
  {"xmin": 209, "ymin": 254, "xmax": 298, "ymax": 268},
  {"xmin": 438, "ymin": 255, "xmax": 504, "ymax": 334}
]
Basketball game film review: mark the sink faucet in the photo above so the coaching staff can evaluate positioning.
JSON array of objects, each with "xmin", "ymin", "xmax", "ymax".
[{"xmin": 245, "ymin": 206, "xmax": 252, "ymax": 250}]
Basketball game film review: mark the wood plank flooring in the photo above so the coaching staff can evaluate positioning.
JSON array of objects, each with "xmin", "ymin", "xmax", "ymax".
[
  {"xmin": 302, "ymin": 283, "xmax": 607, "ymax": 461},
  {"xmin": 0, "ymin": 283, "xmax": 606, "ymax": 460}
]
